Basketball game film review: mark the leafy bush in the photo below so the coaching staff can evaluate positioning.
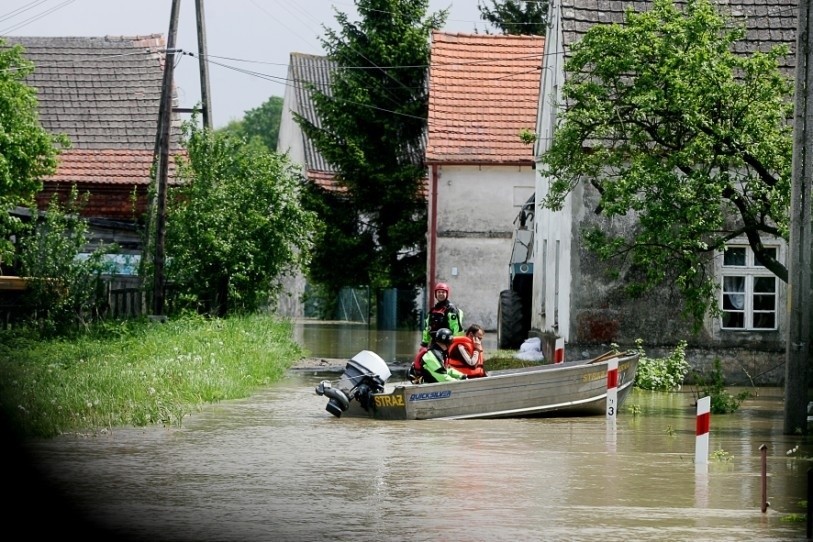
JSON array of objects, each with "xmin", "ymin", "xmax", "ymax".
[
  {"xmin": 16, "ymin": 189, "xmax": 116, "ymax": 335},
  {"xmin": 634, "ymin": 339, "xmax": 690, "ymax": 391},
  {"xmin": 692, "ymin": 358, "xmax": 751, "ymax": 414}
]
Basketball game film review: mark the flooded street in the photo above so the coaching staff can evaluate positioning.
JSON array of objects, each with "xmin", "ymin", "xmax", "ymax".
[
  {"xmin": 20, "ymin": 372, "xmax": 812, "ymax": 541},
  {"xmin": 292, "ymin": 320, "xmax": 427, "ymax": 363},
  {"xmin": 12, "ymin": 322, "xmax": 813, "ymax": 541}
]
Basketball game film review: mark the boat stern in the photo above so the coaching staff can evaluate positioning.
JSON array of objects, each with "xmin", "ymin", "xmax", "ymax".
[{"xmin": 315, "ymin": 350, "xmax": 392, "ymax": 417}]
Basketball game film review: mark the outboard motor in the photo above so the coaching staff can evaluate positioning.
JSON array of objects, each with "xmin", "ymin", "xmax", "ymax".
[{"xmin": 315, "ymin": 350, "xmax": 392, "ymax": 417}]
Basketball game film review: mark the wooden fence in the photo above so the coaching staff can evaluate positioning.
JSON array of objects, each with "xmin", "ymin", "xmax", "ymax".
[
  {"xmin": 0, "ymin": 275, "xmax": 172, "ymax": 323},
  {"xmin": 107, "ymin": 287, "xmax": 145, "ymax": 319}
]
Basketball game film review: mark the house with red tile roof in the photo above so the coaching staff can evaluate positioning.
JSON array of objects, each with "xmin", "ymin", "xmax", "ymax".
[
  {"xmin": 5, "ymin": 35, "xmax": 180, "ymax": 261},
  {"xmin": 425, "ymin": 31, "xmax": 544, "ymax": 331}
]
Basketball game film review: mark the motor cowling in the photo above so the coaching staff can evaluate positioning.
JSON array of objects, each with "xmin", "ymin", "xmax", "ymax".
[{"xmin": 315, "ymin": 350, "xmax": 391, "ymax": 417}]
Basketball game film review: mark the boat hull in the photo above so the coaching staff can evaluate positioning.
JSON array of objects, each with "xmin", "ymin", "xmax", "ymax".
[{"xmin": 340, "ymin": 352, "xmax": 639, "ymax": 420}]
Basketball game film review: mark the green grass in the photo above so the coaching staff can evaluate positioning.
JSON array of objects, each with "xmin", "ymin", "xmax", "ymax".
[
  {"xmin": 0, "ymin": 314, "xmax": 303, "ymax": 438},
  {"xmin": 486, "ymin": 349, "xmax": 546, "ymax": 370}
]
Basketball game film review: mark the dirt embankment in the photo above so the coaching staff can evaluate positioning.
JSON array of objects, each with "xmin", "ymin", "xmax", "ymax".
[
  {"xmin": 290, "ymin": 357, "xmax": 347, "ymax": 371},
  {"xmin": 291, "ymin": 357, "xmax": 409, "ymax": 373}
]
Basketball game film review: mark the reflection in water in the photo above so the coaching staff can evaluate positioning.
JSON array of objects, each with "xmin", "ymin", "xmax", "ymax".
[{"xmin": 22, "ymin": 374, "xmax": 810, "ymax": 542}]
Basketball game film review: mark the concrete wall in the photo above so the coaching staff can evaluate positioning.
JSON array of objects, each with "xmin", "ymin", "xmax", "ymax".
[{"xmin": 431, "ymin": 164, "xmax": 534, "ymax": 331}]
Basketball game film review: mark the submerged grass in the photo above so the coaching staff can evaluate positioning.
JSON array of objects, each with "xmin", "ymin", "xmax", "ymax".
[
  {"xmin": 487, "ymin": 349, "xmax": 545, "ymax": 370},
  {"xmin": 0, "ymin": 314, "xmax": 303, "ymax": 438}
]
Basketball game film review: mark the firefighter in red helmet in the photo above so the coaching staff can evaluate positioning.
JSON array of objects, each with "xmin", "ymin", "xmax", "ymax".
[{"xmin": 420, "ymin": 282, "xmax": 464, "ymax": 347}]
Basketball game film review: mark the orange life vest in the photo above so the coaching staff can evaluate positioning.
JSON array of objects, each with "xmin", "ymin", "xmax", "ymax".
[{"xmin": 447, "ymin": 336, "xmax": 487, "ymax": 378}]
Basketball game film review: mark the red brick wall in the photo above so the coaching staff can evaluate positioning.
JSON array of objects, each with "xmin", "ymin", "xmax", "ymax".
[{"xmin": 37, "ymin": 183, "xmax": 150, "ymax": 221}]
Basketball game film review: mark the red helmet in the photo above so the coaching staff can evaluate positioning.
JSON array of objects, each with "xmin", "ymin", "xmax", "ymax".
[{"xmin": 434, "ymin": 282, "xmax": 450, "ymax": 296}]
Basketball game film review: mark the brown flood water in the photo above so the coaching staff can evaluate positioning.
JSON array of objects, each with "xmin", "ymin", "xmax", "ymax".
[
  {"xmin": 16, "ymin": 374, "xmax": 812, "ymax": 542},
  {"xmin": 10, "ymin": 322, "xmax": 813, "ymax": 541}
]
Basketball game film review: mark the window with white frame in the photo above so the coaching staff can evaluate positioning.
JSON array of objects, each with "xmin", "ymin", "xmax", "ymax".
[{"xmin": 720, "ymin": 245, "xmax": 778, "ymax": 330}]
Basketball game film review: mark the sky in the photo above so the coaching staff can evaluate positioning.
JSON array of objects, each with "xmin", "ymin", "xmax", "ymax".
[{"xmin": 1, "ymin": 0, "xmax": 488, "ymax": 128}]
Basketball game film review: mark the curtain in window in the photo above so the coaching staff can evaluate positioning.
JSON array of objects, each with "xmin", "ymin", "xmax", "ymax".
[{"xmin": 723, "ymin": 276, "xmax": 745, "ymax": 310}]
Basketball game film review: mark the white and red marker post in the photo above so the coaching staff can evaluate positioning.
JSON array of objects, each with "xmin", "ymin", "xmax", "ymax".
[
  {"xmin": 695, "ymin": 396, "xmax": 711, "ymax": 465},
  {"xmin": 554, "ymin": 337, "xmax": 565, "ymax": 364},
  {"xmin": 606, "ymin": 357, "xmax": 619, "ymax": 419}
]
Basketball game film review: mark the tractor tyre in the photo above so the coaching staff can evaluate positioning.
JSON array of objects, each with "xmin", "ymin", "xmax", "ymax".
[{"xmin": 498, "ymin": 289, "xmax": 525, "ymax": 349}]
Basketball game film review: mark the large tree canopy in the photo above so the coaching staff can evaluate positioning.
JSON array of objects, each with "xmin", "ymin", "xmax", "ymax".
[
  {"xmin": 0, "ymin": 39, "xmax": 68, "ymax": 267},
  {"xmin": 539, "ymin": 0, "xmax": 793, "ymax": 326},
  {"xmin": 477, "ymin": 0, "xmax": 548, "ymax": 35},
  {"xmin": 296, "ymin": 0, "xmax": 446, "ymax": 297}
]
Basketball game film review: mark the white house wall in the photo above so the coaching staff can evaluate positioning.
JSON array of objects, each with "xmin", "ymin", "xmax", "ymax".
[
  {"xmin": 532, "ymin": 0, "xmax": 571, "ymax": 340},
  {"xmin": 276, "ymin": 73, "xmax": 305, "ymax": 164},
  {"xmin": 432, "ymin": 164, "xmax": 534, "ymax": 331},
  {"xmin": 274, "ymin": 65, "xmax": 307, "ymax": 318}
]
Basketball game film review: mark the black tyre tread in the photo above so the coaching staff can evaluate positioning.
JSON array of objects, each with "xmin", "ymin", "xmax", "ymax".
[{"xmin": 498, "ymin": 289, "xmax": 524, "ymax": 349}]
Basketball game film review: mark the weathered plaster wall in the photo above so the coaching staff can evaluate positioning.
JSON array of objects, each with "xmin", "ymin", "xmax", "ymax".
[
  {"xmin": 552, "ymin": 183, "xmax": 789, "ymax": 385},
  {"xmin": 432, "ymin": 164, "xmax": 534, "ymax": 331}
]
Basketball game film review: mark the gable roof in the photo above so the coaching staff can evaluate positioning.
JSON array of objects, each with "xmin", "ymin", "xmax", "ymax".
[
  {"xmin": 4, "ymin": 35, "xmax": 179, "ymax": 187},
  {"xmin": 425, "ymin": 31, "xmax": 545, "ymax": 165},
  {"xmin": 284, "ymin": 52, "xmax": 431, "ymax": 195},
  {"xmin": 288, "ymin": 52, "xmax": 336, "ymax": 179},
  {"xmin": 559, "ymin": 0, "xmax": 797, "ymax": 74}
]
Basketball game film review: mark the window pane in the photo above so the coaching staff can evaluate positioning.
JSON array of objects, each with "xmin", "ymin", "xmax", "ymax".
[
  {"xmin": 723, "ymin": 293, "xmax": 745, "ymax": 311},
  {"xmin": 724, "ymin": 247, "xmax": 746, "ymax": 266},
  {"xmin": 753, "ymin": 312, "xmax": 775, "ymax": 329},
  {"xmin": 723, "ymin": 275, "xmax": 745, "ymax": 293},
  {"xmin": 754, "ymin": 248, "xmax": 777, "ymax": 268},
  {"xmin": 753, "ymin": 294, "xmax": 775, "ymax": 311},
  {"xmin": 722, "ymin": 311, "xmax": 744, "ymax": 328},
  {"xmin": 754, "ymin": 276, "xmax": 775, "ymax": 293}
]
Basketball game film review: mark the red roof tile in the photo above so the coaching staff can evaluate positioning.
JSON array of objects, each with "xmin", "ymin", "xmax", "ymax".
[
  {"xmin": 426, "ymin": 32, "xmax": 544, "ymax": 165},
  {"xmin": 46, "ymin": 149, "xmax": 179, "ymax": 185},
  {"xmin": 306, "ymin": 169, "xmax": 426, "ymax": 197},
  {"xmin": 308, "ymin": 169, "xmax": 341, "ymax": 192}
]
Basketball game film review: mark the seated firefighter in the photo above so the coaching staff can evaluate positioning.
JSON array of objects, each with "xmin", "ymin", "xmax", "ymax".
[
  {"xmin": 446, "ymin": 324, "xmax": 488, "ymax": 378},
  {"xmin": 408, "ymin": 328, "xmax": 468, "ymax": 384}
]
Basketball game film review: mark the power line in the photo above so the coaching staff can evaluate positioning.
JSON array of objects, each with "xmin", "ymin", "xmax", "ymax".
[
  {"xmin": 0, "ymin": 0, "xmax": 50, "ymax": 24},
  {"xmin": 0, "ymin": 0, "xmax": 75, "ymax": 36}
]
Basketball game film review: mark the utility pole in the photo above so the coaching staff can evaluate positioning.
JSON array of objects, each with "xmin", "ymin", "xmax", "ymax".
[
  {"xmin": 152, "ymin": 0, "xmax": 181, "ymax": 316},
  {"xmin": 150, "ymin": 0, "xmax": 213, "ymax": 316},
  {"xmin": 195, "ymin": 0, "xmax": 213, "ymax": 129},
  {"xmin": 786, "ymin": 0, "xmax": 813, "ymax": 435}
]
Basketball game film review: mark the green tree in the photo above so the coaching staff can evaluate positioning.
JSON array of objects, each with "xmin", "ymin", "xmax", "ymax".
[
  {"xmin": 217, "ymin": 96, "xmax": 283, "ymax": 152},
  {"xmin": 166, "ymin": 123, "xmax": 317, "ymax": 316},
  {"xmin": 477, "ymin": 0, "xmax": 548, "ymax": 35},
  {"xmin": 300, "ymin": 182, "xmax": 374, "ymax": 316},
  {"xmin": 539, "ymin": 0, "xmax": 793, "ymax": 328},
  {"xmin": 296, "ymin": 0, "xmax": 446, "ymax": 297},
  {"xmin": 0, "ymin": 39, "xmax": 68, "ymax": 268}
]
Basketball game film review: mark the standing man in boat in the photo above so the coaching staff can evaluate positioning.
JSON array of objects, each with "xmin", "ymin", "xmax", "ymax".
[
  {"xmin": 447, "ymin": 324, "xmax": 488, "ymax": 378},
  {"xmin": 413, "ymin": 328, "xmax": 468, "ymax": 383},
  {"xmin": 420, "ymin": 282, "xmax": 463, "ymax": 348}
]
